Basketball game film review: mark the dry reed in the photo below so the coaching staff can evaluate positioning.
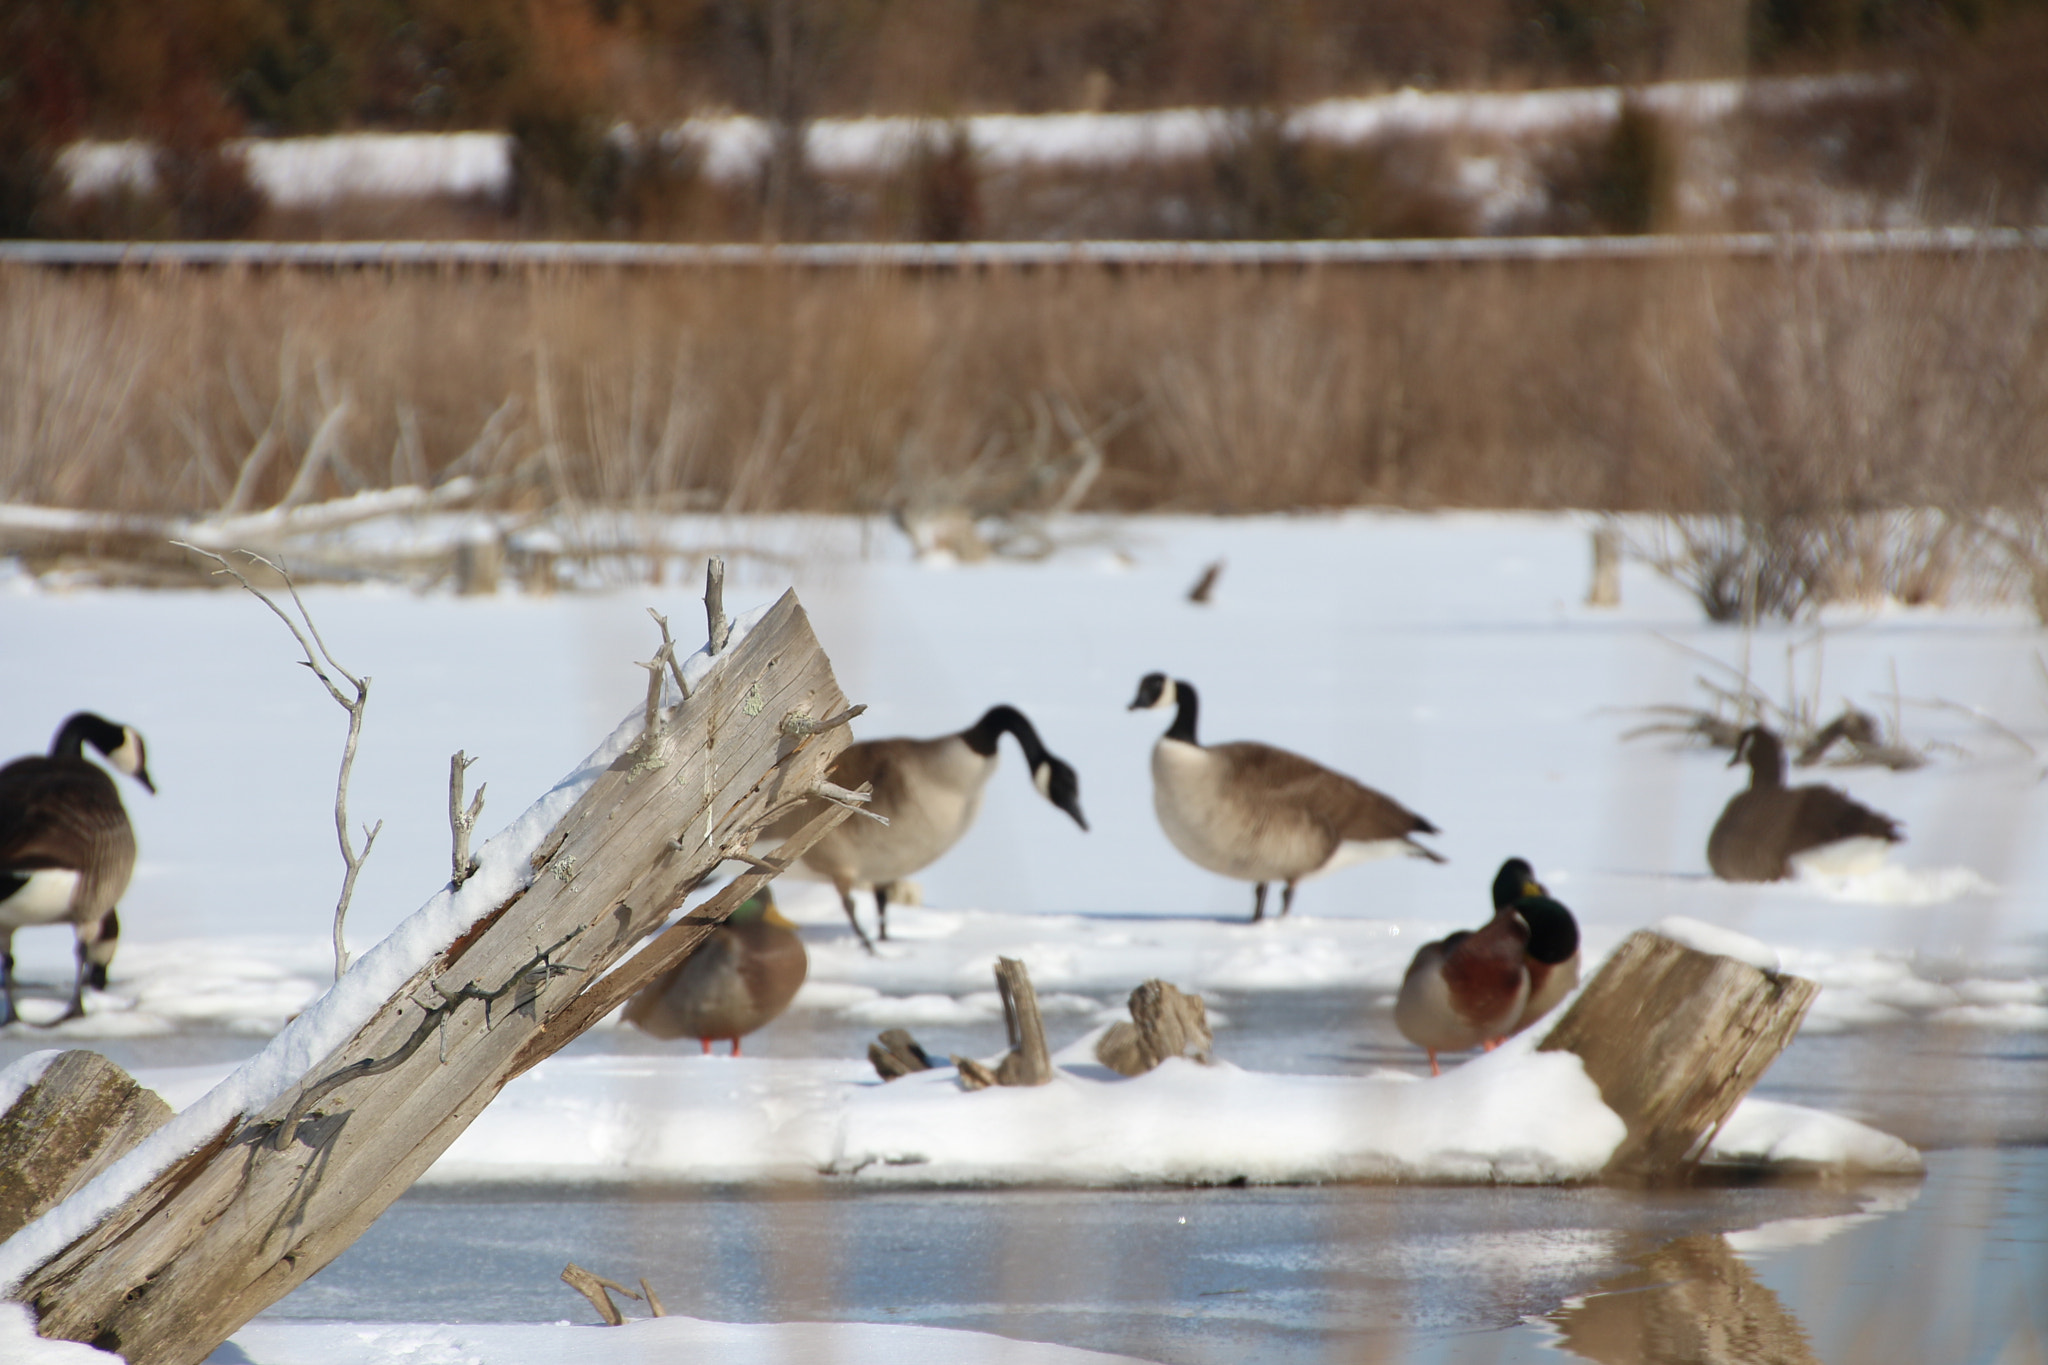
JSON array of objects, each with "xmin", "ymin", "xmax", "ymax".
[{"xmin": 4, "ymin": 252, "xmax": 2047, "ymax": 536}]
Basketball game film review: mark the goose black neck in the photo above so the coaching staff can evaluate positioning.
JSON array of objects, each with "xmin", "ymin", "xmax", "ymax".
[
  {"xmin": 1745, "ymin": 731, "xmax": 1786, "ymax": 789},
  {"xmin": 964, "ymin": 705, "xmax": 1047, "ymax": 764},
  {"xmin": 50, "ymin": 712, "xmax": 121, "ymax": 762},
  {"xmin": 1164, "ymin": 680, "xmax": 1199, "ymax": 744}
]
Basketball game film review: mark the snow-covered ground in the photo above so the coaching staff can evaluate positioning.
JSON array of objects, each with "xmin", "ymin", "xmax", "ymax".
[
  {"xmin": 2, "ymin": 510, "xmax": 2040, "ymax": 1357},
  {"xmin": 56, "ymin": 73, "xmax": 1895, "ymax": 209}
]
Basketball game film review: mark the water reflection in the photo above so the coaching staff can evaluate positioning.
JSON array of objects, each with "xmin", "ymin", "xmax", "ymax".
[{"xmin": 1550, "ymin": 1233, "xmax": 1819, "ymax": 1365}]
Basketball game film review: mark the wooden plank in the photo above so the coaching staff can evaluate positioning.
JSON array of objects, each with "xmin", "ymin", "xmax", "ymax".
[
  {"xmin": 16, "ymin": 589, "xmax": 854, "ymax": 1365},
  {"xmin": 0, "ymin": 1053, "xmax": 171, "ymax": 1242},
  {"xmin": 1538, "ymin": 930, "xmax": 1819, "ymax": 1181}
]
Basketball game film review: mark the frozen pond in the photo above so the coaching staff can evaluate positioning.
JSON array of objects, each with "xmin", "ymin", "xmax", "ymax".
[{"xmin": 259, "ymin": 1147, "xmax": 2041, "ymax": 1364}]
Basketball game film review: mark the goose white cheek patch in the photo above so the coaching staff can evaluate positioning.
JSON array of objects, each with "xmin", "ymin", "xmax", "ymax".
[{"xmin": 1034, "ymin": 763, "xmax": 1054, "ymax": 799}]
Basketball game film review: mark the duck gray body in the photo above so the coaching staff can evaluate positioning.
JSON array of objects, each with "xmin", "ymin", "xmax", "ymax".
[
  {"xmin": 1129, "ymin": 674, "xmax": 1441, "ymax": 921},
  {"xmin": 1707, "ymin": 726, "xmax": 1903, "ymax": 882},
  {"xmin": 1, "ymin": 713, "xmax": 154, "ymax": 1026},
  {"xmin": 765, "ymin": 705, "xmax": 1086, "ymax": 949}
]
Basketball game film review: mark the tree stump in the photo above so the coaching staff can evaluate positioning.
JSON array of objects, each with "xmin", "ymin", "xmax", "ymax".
[
  {"xmin": 1538, "ymin": 929, "xmax": 1819, "ymax": 1182},
  {"xmin": 1096, "ymin": 980, "xmax": 1212, "ymax": 1077},
  {"xmin": 953, "ymin": 957, "xmax": 1053, "ymax": 1090},
  {"xmin": 0, "ymin": 1053, "xmax": 170, "ymax": 1242}
]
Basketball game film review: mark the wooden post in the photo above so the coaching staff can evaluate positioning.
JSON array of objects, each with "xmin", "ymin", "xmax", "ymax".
[
  {"xmin": 953, "ymin": 957, "xmax": 1053, "ymax": 1090},
  {"xmin": 1587, "ymin": 525, "xmax": 1622, "ymax": 607},
  {"xmin": 1538, "ymin": 930, "xmax": 1819, "ymax": 1181},
  {"xmin": 14, "ymin": 589, "xmax": 857, "ymax": 1365},
  {"xmin": 1095, "ymin": 980, "xmax": 1213, "ymax": 1077},
  {"xmin": 0, "ymin": 1054, "xmax": 170, "ymax": 1243}
]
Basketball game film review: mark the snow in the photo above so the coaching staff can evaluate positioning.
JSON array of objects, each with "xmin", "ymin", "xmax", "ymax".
[
  {"xmin": 8, "ymin": 507, "xmax": 2042, "ymax": 1319},
  {"xmin": 0, "ymin": 1052, "xmax": 60, "ymax": 1118},
  {"xmin": 1652, "ymin": 916, "xmax": 1783, "ymax": 973},
  {"xmin": 54, "ymin": 73, "xmax": 1897, "ymax": 205},
  {"xmin": 0, "ymin": 1302, "xmax": 1149, "ymax": 1365},
  {"xmin": 1709, "ymin": 1097, "xmax": 1924, "ymax": 1174}
]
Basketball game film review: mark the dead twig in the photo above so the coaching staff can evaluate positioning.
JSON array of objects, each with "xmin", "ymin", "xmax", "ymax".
[
  {"xmin": 449, "ymin": 752, "xmax": 484, "ymax": 888},
  {"xmin": 705, "ymin": 556, "xmax": 730, "ymax": 654},
  {"xmin": 176, "ymin": 544, "xmax": 380, "ymax": 979},
  {"xmin": 561, "ymin": 1263, "xmax": 642, "ymax": 1326}
]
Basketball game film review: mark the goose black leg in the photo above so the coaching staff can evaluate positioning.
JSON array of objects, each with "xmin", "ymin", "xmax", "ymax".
[
  {"xmin": 1251, "ymin": 882, "xmax": 1268, "ymax": 922},
  {"xmin": 876, "ymin": 883, "xmax": 891, "ymax": 942},
  {"xmin": 1, "ymin": 937, "xmax": 16, "ymax": 1028},
  {"xmin": 1280, "ymin": 881, "xmax": 1298, "ymax": 917},
  {"xmin": 837, "ymin": 884, "xmax": 876, "ymax": 955}
]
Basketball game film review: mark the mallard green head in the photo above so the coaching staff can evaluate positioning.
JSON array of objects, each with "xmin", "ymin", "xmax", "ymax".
[
  {"xmin": 1515, "ymin": 895, "xmax": 1580, "ymax": 966},
  {"xmin": 1490, "ymin": 857, "xmax": 1544, "ymax": 909},
  {"xmin": 729, "ymin": 888, "xmax": 795, "ymax": 930}
]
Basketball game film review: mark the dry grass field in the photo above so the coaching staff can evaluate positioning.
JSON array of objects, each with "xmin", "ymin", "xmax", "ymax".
[{"xmin": 7, "ymin": 251, "xmax": 2047, "ymax": 519}]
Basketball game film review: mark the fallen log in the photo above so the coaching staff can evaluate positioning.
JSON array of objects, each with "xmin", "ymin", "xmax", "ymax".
[
  {"xmin": 0, "ymin": 1053, "xmax": 171, "ymax": 1243},
  {"xmin": 5, "ymin": 587, "xmax": 856, "ymax": 1365},
  {"xmin": 1538, "ymin": 927, "xmax": 1820, "ymax": 1182}
]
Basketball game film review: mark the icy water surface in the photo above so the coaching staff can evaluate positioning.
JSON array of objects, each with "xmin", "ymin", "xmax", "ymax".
[{"xmin": 267, "ymin": 1149, "xmax": 2042, "ymax": 1364}]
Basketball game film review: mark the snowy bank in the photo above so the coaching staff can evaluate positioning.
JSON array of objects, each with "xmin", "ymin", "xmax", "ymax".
[{"xmin": 1, "ymin": 1303, "xmax": 1153, "ymax": 1365}]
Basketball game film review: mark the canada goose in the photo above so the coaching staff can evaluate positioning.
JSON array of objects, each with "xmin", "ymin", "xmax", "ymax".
[
  {"xmin": 1126, "ymin": 673, "xmax": 1442, "ymax": 921},
  {"xmin": 1708, "ymin": 726, "xmax": 1903, "ymax": 882},
  {"xmin": 766, "ymin": 705, "xmax": 1086, "ymax": 950},
  {"xmin": 1493, "ymin": 858, "xmax": 1580, "ymax": 1035},
  {"xmin": 623, "ymin": 888, "xmax": 807, "ymax": 1055},
  {"xmin": 1, "ymin": 713, "xmax": 155, "ymax": 1026},
  {"xmin": 1394, "ymin": 859, "xmax": 1534, "ymax": 1075}
]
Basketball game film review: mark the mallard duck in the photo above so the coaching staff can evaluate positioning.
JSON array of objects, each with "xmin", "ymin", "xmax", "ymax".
[
  {"xmin": 1, "ymin": 713, "xmax": 154, "ymax": 1027},
  {"xmin": 623, "ymin": 888, "xmax": 807, "ymax": 1055},
  {"xmin": 1127, "ymin": 673, "xmax": 1442, "ymax": 921},
  {"xmin": 1493, "ymin": 858, "xmax": 1579, "ymax": 1034},
  {"xmin": 764, "ymin": 705, "xmax": 1086, "ymax": 950},
  {"xmin": 1394, "ymin": 859, "xmax": 1535, "ymax": 1075},
  {"xmin": 1708, "ymin": 726, "xmax": 1903, "ymax": 882}
]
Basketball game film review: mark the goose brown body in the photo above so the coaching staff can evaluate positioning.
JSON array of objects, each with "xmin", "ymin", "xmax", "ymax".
[
  {"xmin": 623, "ymin": 891, "xmax": 807, "ymax": 1054},
  {"xmin": 1, "ymin": 713, "xmax": 154, "ymax": 1026},
  {"xmin": 764, "ymin": 705, "xmax": 1086, "ymax": 949},
  {"xmin": 1130, "ymin": 673, "xmax": 1441, "ymax": 921},
  {"xmin": 1707, "ymin": 726, "xmax": 1903, "ymax": 882}
]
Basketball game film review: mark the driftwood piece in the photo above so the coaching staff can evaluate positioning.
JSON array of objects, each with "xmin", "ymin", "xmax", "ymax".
[
  {"xmin": 15, "ymin": 589, "xmax": 856, "ymax": 1365},
  {"xmin": 1095, "ymin": 980, "xmax": 1213, "ymax": 1077},
  {"xmin": 560, "ymin": 1262, "xmax": 641, "ymax": 1326},
  {"xmin": 953, "ymin": 958, "xmax": 1053, "ymax": 1090},
  {"xmin": 1538, "ymin": 930, "xmax": 1819, "ymax": 1181},
  {"xmin": 868, "ymin": 1029, "xmax": 934, "ymax": 1081},
  {"xmin": 0, "ymin": 1053, "xmax": 171, "ymax": 1243}
]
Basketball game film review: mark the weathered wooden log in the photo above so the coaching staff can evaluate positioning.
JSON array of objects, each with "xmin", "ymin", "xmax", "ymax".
[
  {"xmin": 1095, "ymin": 980, "xmax": 1213, "ymax": 1077},
  {"xmin": 0, "ymin": 1053, "xmax": 171, "ymax": 1243},
  {"xmin": 13, "ymin": 588, "xmax": 857, "ymax": 1365},
  {"xmin": 1538, "ymin": 929, "xmax": 1819, "ymax": 1181},
  {"xmin": 953, "ymin": 957, "xmax": 1053, "ymax": 1090}
]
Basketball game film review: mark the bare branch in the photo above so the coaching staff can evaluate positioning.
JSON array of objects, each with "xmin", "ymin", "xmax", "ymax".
[
  {"xmin": 704, "ymin": 556, "xmax": 729, "ymax": 654},
  {"xmin": 449, "ymin": 752, "xmax": 484, "ymax": 888},
  {"xmin": 644, "ymin": 607, "xmax": 690, "ymax": 699},
  {"xmin": 172, "ymin": 542, "xmax": 377, "ymax": 979}
]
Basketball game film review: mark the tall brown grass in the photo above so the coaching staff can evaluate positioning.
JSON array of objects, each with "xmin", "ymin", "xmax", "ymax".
[{"xmin": 4, "ymin": 251, "xmax": 2047, "ymax": 532}]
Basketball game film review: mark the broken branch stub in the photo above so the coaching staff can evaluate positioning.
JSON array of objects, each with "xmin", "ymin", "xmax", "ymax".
[{"xmin": 16, "ymin": 589, "xmax": 856, "ymax": 1365}]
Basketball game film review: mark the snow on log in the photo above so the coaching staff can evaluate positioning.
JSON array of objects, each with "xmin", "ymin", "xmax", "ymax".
[
  {"xmin": 0, "ymin": 1053, "xmax": 171, "ymax": 1243},
  {"xmin": 1538, "ymin": 928, "xmax": 1821, "ymax": 1181},
  {"xmin": 9, "ymin": 587, "xmax": 856, "ymax": 1365}
]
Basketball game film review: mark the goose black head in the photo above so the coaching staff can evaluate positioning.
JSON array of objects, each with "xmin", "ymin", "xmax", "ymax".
[
  {"xmin": 1490, "ymin": 857, "xmax": 1544, "ymax": 909},
  {"xmin": 1033, "ymin": 755, "xmax": 1089, "ymax": 832},
  {"xmin": 1730, "ymin": 726, "xmax": 1786, "ymax": 787},
  {"xmin": 58, "ymin": 712, "xmax": 156, "ymax": 794},
  {"xmin": 1128, "ymin": 673, "xmax": 1177, "ymax": 711}
]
